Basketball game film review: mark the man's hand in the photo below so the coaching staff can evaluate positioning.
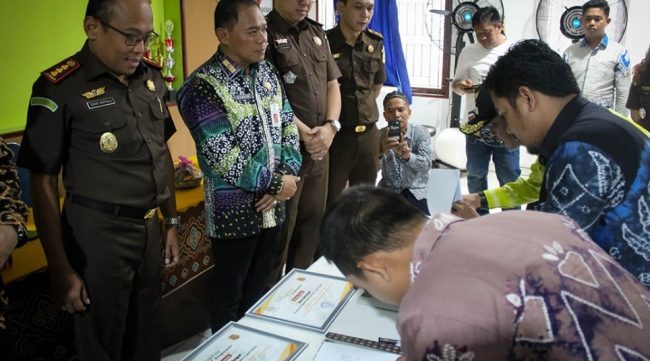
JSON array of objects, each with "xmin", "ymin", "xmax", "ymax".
[
  {"xmin": 462, "ymin": 193, "xmax": 481, "ymax": 209},
  {"xmin": 380, "ymin": 132, "xmax": 400, "ymax": 155},
  {"xmin": 452, "ymin": 78, "xmax": 475, "ymax": 95},
  {"xmin": 305, "ymin": 124, "xmax": 336, "ymax": 160},
  {"xmin": 51, "ymin": 265, "xmax": 90, "ymax": 314},
  {"xmin": 256, "ymin": 194, "xmax": 279, "ymax": 212},
  {"xmin": 0, "ymin": 225, "xmax": 18, "ymax": 268},
  {"xmin": 452, "ymin": 200, "xmax": 481, "ymax": 219},
  {"xmin": 164, "ymin": 226, "xmax": 180, "ymax": 268},
  {"xmin": 397, "ymin": 140, "xmax": 410, "ymax": 161},
  {"xmin": 275, "ymin": 175, "xmax": 300, "ymax": 201}
]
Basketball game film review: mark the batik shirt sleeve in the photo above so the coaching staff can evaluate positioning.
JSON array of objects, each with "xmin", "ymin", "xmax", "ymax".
[{"xmin": 539, "ymin": 141, "xmax": 625, "ymax": 233}]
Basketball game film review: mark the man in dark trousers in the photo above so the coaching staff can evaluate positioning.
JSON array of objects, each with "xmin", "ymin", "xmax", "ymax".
[
  {"xmin": 17, "ymin": 0, "xmax": 180, "ymax": 359},
  {"xmin": 326, "ymin": 0, "xmax": 385, "ymax": 205},
  {"xmin": 265, "ymin": 0, "xmax": 342, "ymax": 284}
]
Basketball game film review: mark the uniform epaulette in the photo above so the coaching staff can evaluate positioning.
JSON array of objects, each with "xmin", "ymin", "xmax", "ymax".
[
  {"xmin": 305, "ymin": 17, "xmax": 324, "ymax": 28},
  {"xmin": 41, "ymin": 57, "xmax": 81, "ymax": 84},
  {"xmin": 366, "ymin": 28, "xmax": 383, "ymax": 40},
  {"xmin": 142, "ymin": 57, "xmax": 163, "ymax": 70}
]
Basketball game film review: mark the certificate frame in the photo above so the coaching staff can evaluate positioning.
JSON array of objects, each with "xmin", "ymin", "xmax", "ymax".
[
  {"xmin": 246, "ymin": 268, "xmax": 356, "ymax": 332},
  {"xmin": 181, "ymin": 322, "xmax": 307, "ymax": 361}
]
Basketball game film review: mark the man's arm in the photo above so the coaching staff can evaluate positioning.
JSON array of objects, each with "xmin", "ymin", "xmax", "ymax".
[
  {"xmin": 540, "ymin": 142, "xmax": 622, "ymax": 233},
  {"xmin": 400, "ymin": 127, "xmax": 433, "ymax": 172},
  {"xmin": 0, "ymin": 140, "xmax": 28, "ymax": 267},
  {"xmin": 482, "ymin": 159, "xmax": 544, "ymax": 209},
  {"xmin": 305, "ymin": 79, "xmax": 341, "ymax": 159},
  {"xmin": 159, "ymin": 149, "xmax": 179, "ymax": 268},
  {"xmin": 614, "ymin": 49, "xmax": 632, "ymax": 116},
  {"xmin": 31, "ymin": 172, "xmax": 89, "ymax": 313}
]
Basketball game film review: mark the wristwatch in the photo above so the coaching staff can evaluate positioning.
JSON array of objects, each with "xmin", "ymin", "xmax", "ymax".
[
  {"xmin": 325, "ymin": 119, "xmax": 341, "ymax": 132},
  {"xmin": 164, "ymin": 216, "xmax": 181, "ymax": 227},
  {"xmin": 478, "ymin": 192, "xmax": 488, "ymax": 209}
]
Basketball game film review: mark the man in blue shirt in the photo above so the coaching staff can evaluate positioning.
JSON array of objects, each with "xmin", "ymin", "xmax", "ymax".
[{"xmin": 485, "ymin": 39, "xmax": 650, "ymax": 287}]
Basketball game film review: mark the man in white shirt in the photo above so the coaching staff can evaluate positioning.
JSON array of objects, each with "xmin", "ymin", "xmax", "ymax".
[
  {"xmin": 563, "ymin": 0, "xmax": 631, "ymax": 115},
  {"xmin": 452, "ymin": 6, "xmax": 520, "ymax": 214}
]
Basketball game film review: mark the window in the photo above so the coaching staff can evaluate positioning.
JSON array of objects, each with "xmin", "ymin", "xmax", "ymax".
[{"xmin": 396, "ymin": 0, "xmax": 452, "ymax": 97}]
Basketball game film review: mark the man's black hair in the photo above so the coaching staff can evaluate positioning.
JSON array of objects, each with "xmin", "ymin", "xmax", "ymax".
[
  {"xmin": 483, "ymin": 39, "xmax": 580, "ymax": 107},
  {"xmin": 471, "ymin": 6, "xmax": 502, "ymax": 28},
  {"xmin": 86, "ymin": 0, "xmax": 118, "ymax": 22},
  {"xmin": 214, "ymin": 0, "xmax": 259, "ymax": 31},
  {"xmin": 582, "ymin": 0, "xmax": 610, "ymax": 17},
  {"xmin": 319, "ymin": 186, "xmax": 427, "ymax": 278}
]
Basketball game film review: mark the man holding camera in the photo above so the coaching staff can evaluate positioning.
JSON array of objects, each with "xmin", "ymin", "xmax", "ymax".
[{"xmin": 378, "ymin": 91, "xmax": 432, "ymax": 215}]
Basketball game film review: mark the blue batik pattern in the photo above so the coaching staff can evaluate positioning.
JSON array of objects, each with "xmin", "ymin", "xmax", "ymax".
[{"xmin": 539, "ymin": 141, "xmax": 650, "ymax": 287}]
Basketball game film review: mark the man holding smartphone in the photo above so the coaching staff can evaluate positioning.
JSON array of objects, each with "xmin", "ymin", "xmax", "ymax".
[{"xmin": 378, "ymin": 91, "xmax": 432, "ymax": 215}]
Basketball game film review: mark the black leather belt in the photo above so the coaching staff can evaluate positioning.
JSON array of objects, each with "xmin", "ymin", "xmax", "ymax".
[
  {"xmin": 341, "ymin": 123, "xmax": 376, "ymax": 134},
  {"xmin": 68, "ymin": 194, "xmax": 157, "ymax": 220}
]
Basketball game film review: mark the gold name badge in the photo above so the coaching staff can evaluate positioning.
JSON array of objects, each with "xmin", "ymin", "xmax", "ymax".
[{"xmin": 99, "ymin": 132, "xmax": 118, "ymax": 153}]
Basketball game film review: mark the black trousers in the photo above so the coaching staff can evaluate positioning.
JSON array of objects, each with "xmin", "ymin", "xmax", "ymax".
[
  {"xmin": 63, "ymin": 200, "xmax": 162, "ymax": 361},
  {"xmin": 209, "ymin": 226, "xmax": 280, "ymax": 333},
  {"xmin": 400, "ymin": 189, "xmax": 430, "ymax": 216}
]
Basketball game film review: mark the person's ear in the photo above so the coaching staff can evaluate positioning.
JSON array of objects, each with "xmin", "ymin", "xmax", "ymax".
[
  {"xmin": 517, "ymin": 86, "xmax": 536, "ymax": 112},
  {"xmin": 357, "ymin": 253, "xmax": 392, "ymax": 283},
  {"xmin": 216, "ymin": 27, "xmax": 229, "ymax": 45},
  {"xmin": 335, "ymin": 0, "xmax": 344, "ymax": 15},
  {"xmin": 84, "ymin": 16, "xmax": 101, "ymax": 40}
]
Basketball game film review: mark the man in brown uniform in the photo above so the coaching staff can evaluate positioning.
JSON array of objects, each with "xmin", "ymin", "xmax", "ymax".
[
  {"xmin": 327, "ymin": 0, "xmax": 385, "ymax": 205},
  {"xmin": 17, "ymin": 0, "xmax": 180, "ymax": 359},
  {"xmin": 266, "ymin": 0, "xmax": 342, "ymax": 283}
]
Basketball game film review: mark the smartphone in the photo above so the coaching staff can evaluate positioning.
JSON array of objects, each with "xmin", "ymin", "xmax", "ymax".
[{"xmin": 387, "ymin": 120, "xmax": 401, "ymax": 139}]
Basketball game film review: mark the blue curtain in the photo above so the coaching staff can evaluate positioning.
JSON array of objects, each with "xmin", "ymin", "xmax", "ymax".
[{"xmin": 333, "ymin": 0, "xmax": 412, "ymax": 102}]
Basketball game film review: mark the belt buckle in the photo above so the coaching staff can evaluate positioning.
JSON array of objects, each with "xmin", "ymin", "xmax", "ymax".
[
  {"xmin": 144, "ymin": 208, "xmax": 157, "ymax": 219},
  {"xmin": 355, "ymin": 125, "xmax": 366, "ymax": 133}
]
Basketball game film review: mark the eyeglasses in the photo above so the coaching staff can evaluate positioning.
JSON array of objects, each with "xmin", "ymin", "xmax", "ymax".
[{"xmin": 102, "ymin": 22, "xmax": 159, "ymax": 47}]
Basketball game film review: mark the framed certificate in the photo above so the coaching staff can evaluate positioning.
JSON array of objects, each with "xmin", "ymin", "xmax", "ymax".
[
  {"xmin": 181, "ymin": 322, "xmax": 306, "ymax": 361},
  {"xmin": 246, "ymin": 269, "xmax": 356, "ymax": 332}
]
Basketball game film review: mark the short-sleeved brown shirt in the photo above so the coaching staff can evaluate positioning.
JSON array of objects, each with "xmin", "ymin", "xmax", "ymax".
[
  {"xmin": 627, "ymin": 72, "xmax": 650, "ymax": 119},
  {"xmin": 18, "ymin": 43, "xmax": 175, "ymax": 209},
  {"xmin": 327, "ymin": 25, "xmax": 386, "ymax": 126},
  {"xmin": 265, "ymin": 11, "xmax": 341, "ymax": 128}
]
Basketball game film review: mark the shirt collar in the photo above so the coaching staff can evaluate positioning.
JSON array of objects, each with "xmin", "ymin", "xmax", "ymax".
[
  {"xmin": 538, "ymin": 95, "xmax": 589, "ymax": 164},
  {"xmin": 214, "ymin": 47, "xmax": 260, "ymax": 79},
  {"xmin": 580, "ymin": 33, "xmax": 609, "ymax": 49},
  {"xmin": 267, "ymin": 10, "xmax": 308, "ymax": 34},
  {"xmin": 409, "ymin": 215, "xmax": 462, "ymax": 283},
  {"xmin": 404, "ymin": 123, "xmax": 415, "ymax": 141},
  {"xmin": 78, "ymin": 41, "xmax": 147, "ymax": 82}
]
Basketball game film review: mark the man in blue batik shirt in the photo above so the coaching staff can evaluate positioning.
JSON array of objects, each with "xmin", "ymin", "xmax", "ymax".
[
  {"xmin": 485, "ymin": 39, "xmax": 650, "ymax": 287},
  {"xmin": 176, "ymin": 0, "xmax": 302, "ymax": 332}
]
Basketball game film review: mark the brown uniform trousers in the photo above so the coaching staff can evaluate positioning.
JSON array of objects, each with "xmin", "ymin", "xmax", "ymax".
[{"xmin": 326, "ymin": 25, "xmax": 386, "ymax": 205}]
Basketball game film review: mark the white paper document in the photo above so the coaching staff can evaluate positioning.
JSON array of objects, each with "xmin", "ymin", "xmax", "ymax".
[
  {"xmin": 426, "ymin": 168, "xmax": 462, "ymax": 215},
  {"xmin": 313, "ymin": 341, "xmax": 398, "ymax": 361},
  {"xmin": 246, "ymin": 269, "xmax": 355, "ymax": 332},
  {"xmin": 181, "ymin": 322, "xmax": 306, "ymax": 361}
]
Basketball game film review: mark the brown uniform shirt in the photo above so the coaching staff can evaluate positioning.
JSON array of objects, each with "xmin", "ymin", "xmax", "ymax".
[
  {"xmin": 18, "ymin": 43, "xmax": 175, "ymax": 209},
  {"xmin": 265, "ymin": 10, "xmax": 341, "ymax": 128},
  {"xmin": 327, "ymin": 26, "xmax": 386, "ymax": 127}
]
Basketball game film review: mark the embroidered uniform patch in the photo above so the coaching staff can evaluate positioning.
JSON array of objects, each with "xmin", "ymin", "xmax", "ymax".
[
  {"xmin": 86, "ymin": 97, "xmax": 116, "ymax": 110},
  {"xmin": 30, "ymin": 97, "xmax": 58, "ymax": 112}
]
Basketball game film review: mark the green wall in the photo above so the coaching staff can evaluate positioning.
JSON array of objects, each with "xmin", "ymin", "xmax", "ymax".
[{"xmin": 0, "ymin": 0, "xmax": 184, "ymax": 135}]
